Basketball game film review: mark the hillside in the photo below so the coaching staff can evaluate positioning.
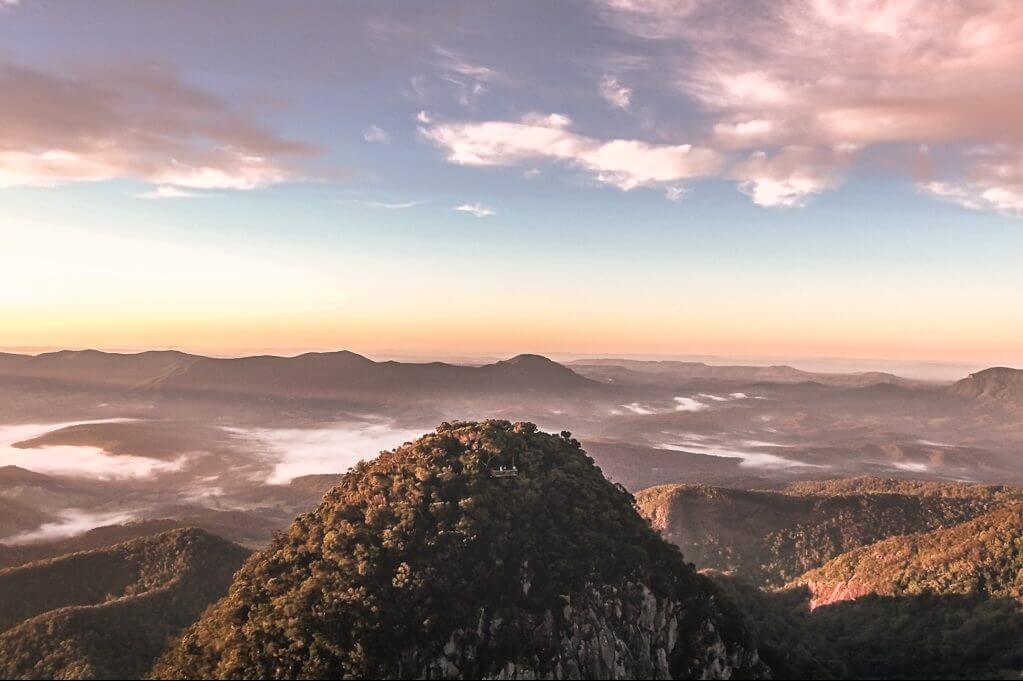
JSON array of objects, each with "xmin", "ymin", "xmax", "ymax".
[
  {"xmin": 711, "ymin": 571, "xmax": 1023, "ymax": 680},
  {"xmin": 154, "ymin": 421, "xmax": 768, "ymax": 679},
  {"xmin": 0, "ymin": 499, "xmax": 53, "ymax": 541},
  {"xmin": 0, "ymin": 528, "xmax": 249, "ymax": 679},
  {"xmin": 636, "ymin": 479, "xmax": 1020, "ymax": 586},
  {"xmin": 796, "ymin": 504, "xmax": 1023, "ymax": 608},
  {"xmin": 0, "ymin": 466, "xmax": 107, "ymax": 511},
  {"xmin": 0, "ymin": 519, "xmax": 185, "ymax": 570},
  {"xmin": 948, "ymin": 367, "xmax": 1023, "ymax": 405}
]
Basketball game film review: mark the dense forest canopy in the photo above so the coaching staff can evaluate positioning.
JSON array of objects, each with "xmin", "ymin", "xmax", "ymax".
[{"xmin": 154, "ymin": 420, "xmax": 766, "ymax": 680}]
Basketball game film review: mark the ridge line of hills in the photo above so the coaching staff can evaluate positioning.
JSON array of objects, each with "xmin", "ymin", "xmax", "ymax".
[{"xmin": 1, "ymin": 349, "xmax": 1020, "ymax": 402}]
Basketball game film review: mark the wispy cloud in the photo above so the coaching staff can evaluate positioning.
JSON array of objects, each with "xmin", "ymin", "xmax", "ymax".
[
  {"xmin": 433, "ymin": 46, "xmax": 505, "ymax": 108},
  {"xmin": 664, "ymin": 185, "xmax": 689, "ymax": 202},
  {"xmin": 422, "ymin": 112, "xmax": 721, "ymax": 192},
  {"xmin": 921, "ymin": 152, "xmax": 1023, "ymax": 218},
  {"xmin": 362, "ymin": 124, "xmax": 390, "ymax": 144},
  {"xmin": 0, "ymin": 61, "xmax": 313, "ymax": 192},
  {"xmin": 134, "ymin": 185, "xmax": 203, "ymax": 200},
  {"xmin": 350, "ymin": 198, "xmax": 426, "ymax": 210},
  {"xmin": 454, "ymin": 202, "xmax": 496, "ymax": 218},
  {"xmin": 599, "ymin": 74, "xmax": 632, "ymax": 110}
]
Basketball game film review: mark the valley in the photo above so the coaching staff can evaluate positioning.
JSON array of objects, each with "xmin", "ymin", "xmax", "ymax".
[{"xmin": 1, "ymin": 352, "xmax": 1022, "ymax": 678}]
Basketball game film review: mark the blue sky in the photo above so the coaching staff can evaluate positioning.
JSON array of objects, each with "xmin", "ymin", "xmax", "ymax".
[{"xmin": 2, "ymin": 0, "xmax": 1021, "ymax": 365}]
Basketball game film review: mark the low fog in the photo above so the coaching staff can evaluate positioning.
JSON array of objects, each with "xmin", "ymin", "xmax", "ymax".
[{"xmin": 1, "ymin": 351, "xmax": 1021, "ymax": 549}]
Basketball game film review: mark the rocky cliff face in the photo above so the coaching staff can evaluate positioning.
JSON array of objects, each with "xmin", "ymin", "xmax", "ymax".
[
  {"xmin": 153, "ymin": 421, "xmax": 768, "ymax": 680},
  {"xmin": 405, "ymin": 581, "xmax": 760, "ymax": 680}
]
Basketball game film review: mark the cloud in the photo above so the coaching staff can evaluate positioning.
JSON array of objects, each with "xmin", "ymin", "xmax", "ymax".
[
  {"xmin": 916, "ymin": 144, "xmax": 1023, "ymax": 215},
  {"xmin": 422, "ymin": 112, "xmax": 722, "ymax": 191},
  {"xmin": 0, "ymin": 61, "xmax": 313, "ymax": 192},
  {"xmin": 454, "ymin": 202, "xmax": 496, "ymax": 218},
  {"xmin": 433, "ymin": 47, "xmax": 505, "ymax": 108},
  {"xmin": 135, "ymin": 185, "xmax": 202, "ymax": 200},
  {"xmin": 599, "ymin": 74, "xmax": 632, "ymax": 110},
  {"xmin": 416, "ymin": 110, "xmax": 432, "ymax": 124},
  {"xmin": 595, "ymin": 0, "xmax": 1023, "ymax": 214},
  {"xmin": 664, "ymin": 185, "xmax": 689, "ymax": 202},
  {"xmin": 733, "ymin": 146, "xmax": 848, "ymax": 207},
  {"xmin": 350, "ymin": 199, "xmax": 426, "ymax": 210},
  {"xmin": 362, "ymin": 124, "xmax": 390, "ymax": 143}
]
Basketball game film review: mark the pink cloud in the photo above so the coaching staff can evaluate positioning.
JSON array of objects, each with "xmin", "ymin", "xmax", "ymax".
[
  {"xmin": 0, "ymin": 61, "xmax": 314, "ymax": 191},
  {"xmin": 596, "ymin": 0, "xmax": 1023, "ymax": 214},
  {"xmin": 922, "ymin": 148, "xmax": 1023, "ymax": 217}
]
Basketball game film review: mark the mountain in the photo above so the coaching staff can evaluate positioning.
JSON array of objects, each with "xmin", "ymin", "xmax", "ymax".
[
  {"xmin": 0, "ymin": 349, "xmax": 199, "ymax": 387},
  {"xmin": 635, "ymin": 478, "xmax": 1021, "ymax": 586},
  {"xmin": 0, "ymin": 519, "xmax": 185, "ymax": 570},
  {"xmin": 948, "ymin": 367, "xmax": 1023, "ymax": 405},
  {"xmin": 710, "ymin": 570, "xmax": 1023, "ymax": 680},
  {"xmin": 0, "ymin": 466, "xmax": 108, "ymax": 513},
  {"xmin": 0, "ymin": 528, "xmax": 249, "ymax": 679},
  {"xmin": 569, "ymin": 358, "xmax": 917, "ymax": 389},
  {"xmin": 147, "ymin": 352, "xmax": 601, "ymax": 400},
  {"xmin": 0, "ymin": 350, "xmax": 602, "ymax": 402},
  {"xmin": 154, "ymin": 421, "xmax": 768, "ymax": 680},
  {"xmin": 796, "ymin": 503, "xmax": 1023, "ymax": 609},
  {"xmin": 0, "ymin": 499, "xmax": 53, "ymax": 541}
]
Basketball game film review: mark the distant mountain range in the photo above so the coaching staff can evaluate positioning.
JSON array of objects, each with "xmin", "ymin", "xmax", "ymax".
[
  {"xmin": 0, "ymin": 350, "xmax": 601, "ymax": 401},
  {"xmin": 569, "ymin": 358, "xmax": 923, "ymax": 388},
  {"xmin": 3, "ymin": 350, "xmax": 1019, "ymax": 403}
]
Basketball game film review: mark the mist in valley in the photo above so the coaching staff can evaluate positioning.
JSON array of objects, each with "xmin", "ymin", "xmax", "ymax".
[{"xmin": 2, "ymin": 350, "xmax": 1020, "ymax": 549}]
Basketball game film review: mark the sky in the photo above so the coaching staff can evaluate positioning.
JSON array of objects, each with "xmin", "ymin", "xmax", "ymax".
[{"xmin": 2, "ymin": 0, "xmax": 1022, "ymax": 366}]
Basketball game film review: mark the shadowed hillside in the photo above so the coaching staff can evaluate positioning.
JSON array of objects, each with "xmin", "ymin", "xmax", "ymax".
[
  {"xmin": 711, "ymin": 574, "xmax": 1023, "ymax": 680},
  {"xmin": 0, "ymin": 528, "xmax": 249, "ymax": 680}
]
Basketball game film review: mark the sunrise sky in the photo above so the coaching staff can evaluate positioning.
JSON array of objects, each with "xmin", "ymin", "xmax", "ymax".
[{"xmin": 2, "ymin": 0, "xmax": 1022, "ymax": 365}]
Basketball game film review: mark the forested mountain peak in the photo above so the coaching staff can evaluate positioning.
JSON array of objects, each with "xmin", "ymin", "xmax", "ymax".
[{"xmin": 154, "ymin": 420, "xmax": 768, "ymax": 679}]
